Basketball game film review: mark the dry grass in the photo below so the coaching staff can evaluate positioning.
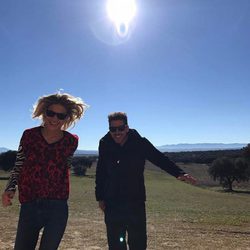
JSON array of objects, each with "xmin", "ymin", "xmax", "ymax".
[{"xmin": 0, "ymin": 164, "xmax": 250, "ymax": 250}]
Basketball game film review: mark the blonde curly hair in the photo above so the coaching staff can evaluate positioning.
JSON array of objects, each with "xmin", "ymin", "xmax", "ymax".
[{"xmin": 32, "ymin": 92, "xmax": 88, "ymax": 130}]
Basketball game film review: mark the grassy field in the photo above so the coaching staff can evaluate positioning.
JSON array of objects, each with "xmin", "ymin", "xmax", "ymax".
[{"xmin": 0, "ymin": 163, "xmax": 250, "ymax": 250}]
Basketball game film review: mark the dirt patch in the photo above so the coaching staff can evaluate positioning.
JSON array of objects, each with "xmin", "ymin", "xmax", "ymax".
[{"xmin": 1, "ymin": 207, "xmax": 250, "ymax": 250}]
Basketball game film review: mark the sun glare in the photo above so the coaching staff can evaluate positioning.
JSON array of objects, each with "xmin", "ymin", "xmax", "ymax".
[{"xmin": 106, "ymin": 0, "xmax": 137, "ymax": 37}]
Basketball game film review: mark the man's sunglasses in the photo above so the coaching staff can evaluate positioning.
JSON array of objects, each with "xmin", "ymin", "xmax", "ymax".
[
  {"xmin": 109, "ymin": 125, "xmax": 127, "ymax": 133},
  {"xmin": 46, "ymin": 109, "xmax": 68, "ymax": 120}
]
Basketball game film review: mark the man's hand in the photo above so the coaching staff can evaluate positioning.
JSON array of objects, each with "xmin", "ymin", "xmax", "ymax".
[
  {"xmin": 177, "ymin": 174, "xmax": 197, "ymax": 185},
  {"xmin": 98, "ymin": 200, "xmax": 106, "ymax": 212},
  {"xmin": 2, "ymin": 191, "xmax": 15, "ymax": 207}
]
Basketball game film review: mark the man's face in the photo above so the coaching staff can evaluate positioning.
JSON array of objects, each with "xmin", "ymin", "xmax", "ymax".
[{"xmin": 109, "ymin": 119, "xmax": 129, "ymax": 145}]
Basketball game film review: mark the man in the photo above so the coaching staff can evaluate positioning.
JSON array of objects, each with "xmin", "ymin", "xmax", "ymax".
[{"xmin": 95, "ymin": 112, "xmax": 196, "ymax": 250}]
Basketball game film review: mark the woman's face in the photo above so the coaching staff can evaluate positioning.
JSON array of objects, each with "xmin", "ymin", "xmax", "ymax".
[{"xmin": 44, "ymin": 104, "xmax": 68, "ymax": 131}]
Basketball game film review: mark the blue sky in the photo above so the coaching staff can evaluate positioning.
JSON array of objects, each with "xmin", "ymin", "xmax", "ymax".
[{"xmin": 0, "ymin": 0, "xmax": 250, "ymax": 150}]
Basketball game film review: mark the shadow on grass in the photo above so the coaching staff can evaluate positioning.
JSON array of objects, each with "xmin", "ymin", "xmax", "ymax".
[
  {"xmin": 84, "ymin": 174, "xmax": 95, "ymax": 179},
  {"xmin": 71, "ymin": 174, "xmax": 95, "ymax": 179},
  {"xmin": 0, "ymin": 177, "xmax": 9, "ymax": 180},
  {"xmin": 217, "ymin": 189, "xmax": 250, "ymax": 195},
  {"xmin": 231, "ymin": 190, "xmax": 250, "ymax": 195},
  {"xmin": 215, "ymin": 229, "xmax": 250, "ymax": 235}
]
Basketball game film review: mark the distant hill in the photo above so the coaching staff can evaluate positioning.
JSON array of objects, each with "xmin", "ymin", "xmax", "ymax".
[
  {"xmin": 74, "ymin": 143, "xmax": 247, "ymax": 155},
  {"xmin": 157, "ymin": 143, "xmax": 247, "ymax": 152},
  {"xmin": 1, "ymin": 143, "xmax": 248, "ymax": 155},
  {"xmin": 0, "ymin": 147, "xmax": 10, "ymax": 153},
  {"xmin": 74, "ymin": 149, "xmax": 98, "ymax": 155}
]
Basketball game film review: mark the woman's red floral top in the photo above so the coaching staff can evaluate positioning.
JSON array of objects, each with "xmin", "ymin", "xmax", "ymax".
[{"xmin": 5, "ymin": 126, "xmax": 78, "ymax": 203}]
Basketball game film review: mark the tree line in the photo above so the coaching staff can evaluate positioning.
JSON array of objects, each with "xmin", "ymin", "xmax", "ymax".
[
  {"xmin": 165, "ymin": 149, "xmax": 243, "ymax": 164},
  {"xmin": 1, "ymin": 145, "xmax": 250, "ymax": 191},
  {"xmin": 163, "ymin": 146, "xmax": 250, "ymax": 191},
  {"xmin": 0, "ymin": 151, "xmax": 98, "ymax": 176},
  {"xmin": 0, "ymin": 148, "xmax": 244, "ymax": 172}
]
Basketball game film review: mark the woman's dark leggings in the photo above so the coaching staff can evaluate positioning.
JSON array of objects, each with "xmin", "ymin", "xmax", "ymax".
[{"xmin": 14, "ymin": 199, "xmax": 68, "ymax": 250}]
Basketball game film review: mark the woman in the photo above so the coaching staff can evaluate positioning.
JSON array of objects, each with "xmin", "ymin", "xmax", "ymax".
[{"xmin": 1, "ymin": 92, "xmax": 88, "ymax": 250}]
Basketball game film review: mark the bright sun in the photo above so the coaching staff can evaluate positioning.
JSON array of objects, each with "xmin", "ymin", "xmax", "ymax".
[{"xmin": 106, "ymin": 0, "xmax": 137, "ymax": 36}]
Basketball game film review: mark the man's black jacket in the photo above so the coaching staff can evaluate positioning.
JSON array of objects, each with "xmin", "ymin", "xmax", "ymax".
[{"xmin": 95, "ymin": 129, "xmax": 185, "ymax": 203}]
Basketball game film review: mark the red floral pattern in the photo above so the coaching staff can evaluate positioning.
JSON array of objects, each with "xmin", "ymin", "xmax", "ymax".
[{"xmin": 18, "ymin": 127, "xmax": 78, "ymax": 203}]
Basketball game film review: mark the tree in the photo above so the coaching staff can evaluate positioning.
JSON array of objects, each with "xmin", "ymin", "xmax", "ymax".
[
  {"xmin": 208, "ymin": 156, "xmax": 250, "ymax": 191},
  {"xmin": 71, "ymin": 156, "xmax": 95, "ymax": 176},
  {"xmin": 242, "ymin": 144, "xmax": 250, "ymax": 159},
  {"xmin": 0, "ymin": 150, "xmax": 17, "ymax": 171}
]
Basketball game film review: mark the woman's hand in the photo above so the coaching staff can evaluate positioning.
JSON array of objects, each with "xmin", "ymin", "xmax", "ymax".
[{"xmin": 2, "ymin": 191, "xmax": 15, "ymax": 207}]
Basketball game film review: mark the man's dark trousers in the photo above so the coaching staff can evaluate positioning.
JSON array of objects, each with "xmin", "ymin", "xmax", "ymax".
[{"xmin": 104, "ymin": 200, "xmax": 147, "ymax": 250}]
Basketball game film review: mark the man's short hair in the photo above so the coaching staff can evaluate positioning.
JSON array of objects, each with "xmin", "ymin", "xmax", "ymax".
[{"xmin": 108, "ymin": 112, "xmax": 128, "ymax": 125}]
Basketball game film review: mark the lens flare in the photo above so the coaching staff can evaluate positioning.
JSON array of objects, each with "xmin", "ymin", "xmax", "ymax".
[
  {"xmin": 115, "ymin": 22, "xmax": 129, "ymax": 37},
  {"xmin": 90, "ymin": 0, "xmax": 137, "ymax": 45},
  {"xmin": 106, "ymin": 0, "xmax": 136, "ymax": 37}
]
